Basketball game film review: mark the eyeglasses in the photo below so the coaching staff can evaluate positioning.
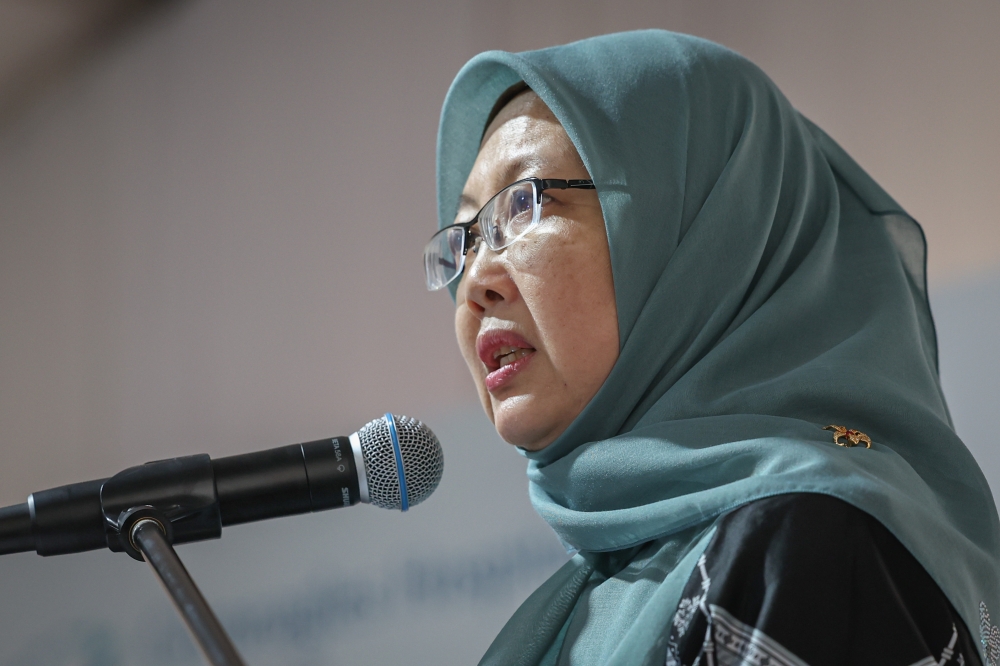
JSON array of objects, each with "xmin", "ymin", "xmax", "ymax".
[{"xmin": 424, "ymin": 177, "xmax": 595, "ymax": 291}]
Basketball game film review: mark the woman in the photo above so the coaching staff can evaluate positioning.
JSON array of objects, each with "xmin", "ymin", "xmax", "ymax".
[{"xmin": 425, "ymin": 30, "xmax": 1000, "ymax": 665}]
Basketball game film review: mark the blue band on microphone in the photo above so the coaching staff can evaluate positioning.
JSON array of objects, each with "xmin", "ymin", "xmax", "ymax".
[{"xmin": 385, "ymin": 413, "xmax": 408, "ymax": 512}]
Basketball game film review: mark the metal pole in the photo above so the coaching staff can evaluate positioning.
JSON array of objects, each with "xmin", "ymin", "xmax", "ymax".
[{"xmin": 132, "ymin": 519, "xmax": 247, "ymax": 666}]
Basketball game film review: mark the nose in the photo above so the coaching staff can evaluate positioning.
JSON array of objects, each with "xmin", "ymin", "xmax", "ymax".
[{"xmin": 461, "ymin": 245, "xmax": 519, "ymax": 317}]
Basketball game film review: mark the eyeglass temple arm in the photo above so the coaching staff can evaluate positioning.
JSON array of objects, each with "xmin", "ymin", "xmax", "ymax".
[{"xmin": 540, "ymin": 178, "xmax": 596, "ymax": 191}]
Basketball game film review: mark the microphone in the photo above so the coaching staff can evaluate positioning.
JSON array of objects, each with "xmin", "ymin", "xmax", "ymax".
[{"xmin": 0, "ymin": 413, "xmax": 443, "ymax": 560}]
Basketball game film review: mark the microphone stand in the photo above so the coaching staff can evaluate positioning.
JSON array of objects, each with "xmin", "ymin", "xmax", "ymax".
[{"xmin": 130, "ymin": 518, "xmax": 247, "ymax": 666}]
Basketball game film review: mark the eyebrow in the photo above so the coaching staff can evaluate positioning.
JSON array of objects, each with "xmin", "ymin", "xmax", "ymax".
[{"xmin": 456, "ymin": 156, "xmax": 538, "ymax": 220}]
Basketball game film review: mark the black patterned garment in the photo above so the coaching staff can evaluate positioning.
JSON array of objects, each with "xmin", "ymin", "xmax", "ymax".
[{"xmin": 666, "ymin": 494, "xmax": 983, "ymax": 666}]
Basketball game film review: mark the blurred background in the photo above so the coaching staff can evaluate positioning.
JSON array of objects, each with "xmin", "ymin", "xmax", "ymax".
[{"xmin": 0, "ymin": 1, "xmax": 997, "ymax": 664}]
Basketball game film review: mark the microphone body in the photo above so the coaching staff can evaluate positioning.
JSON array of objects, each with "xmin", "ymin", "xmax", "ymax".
[{"xmin": 0, "ymin": 414, "xmax": 442, "ymax": 559}]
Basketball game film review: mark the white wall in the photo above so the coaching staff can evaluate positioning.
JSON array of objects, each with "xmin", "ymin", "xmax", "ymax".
[
  {"xmin": 0, "ymin": 1, "xmax": 998, "ymax": 663},
  {"xmin": 2, "ymin": 0, "xmax": 998, "ymax": 503}
]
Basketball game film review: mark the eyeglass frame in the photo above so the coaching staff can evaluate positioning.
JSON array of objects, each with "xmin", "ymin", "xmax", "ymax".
[{"xmin": 424, "ymin": 176, "xmax": 596, "ymax": 291}]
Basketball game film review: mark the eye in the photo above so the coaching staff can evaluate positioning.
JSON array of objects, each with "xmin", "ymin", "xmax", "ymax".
[
  {"xmin": 510, "ymin": 188, "xmax": 533, "ymax": 217},
  {"xmin": 448, "ymin": 230, "xmax": 464, "ymax": 255}
]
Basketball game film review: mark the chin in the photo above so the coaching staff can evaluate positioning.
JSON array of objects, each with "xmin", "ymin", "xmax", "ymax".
[{"xmin": 491, "ymin": 395, "xmax": 561, "ymax": 451}]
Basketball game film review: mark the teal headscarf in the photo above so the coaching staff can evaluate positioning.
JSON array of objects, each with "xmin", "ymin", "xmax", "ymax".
[{"xmin": 437, "ymin": 30, "xmax": 1000, "ymax": 665}]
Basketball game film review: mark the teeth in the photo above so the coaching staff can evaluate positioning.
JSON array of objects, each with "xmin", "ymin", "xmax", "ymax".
[
  {"xmin": 498, "ymin": 348, "xmax": 532, "ymax": 367},
  {"xmin": 493, "ymin": 346, "xmax": 515, "ymax": 360}
]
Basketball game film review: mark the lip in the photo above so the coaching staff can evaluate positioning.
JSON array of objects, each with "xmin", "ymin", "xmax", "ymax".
[{"xmin": 476, "ymin": 328, "xmax": 537, "ymax": 393}]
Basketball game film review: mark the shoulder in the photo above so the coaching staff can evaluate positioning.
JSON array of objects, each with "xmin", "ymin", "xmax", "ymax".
[
  {"xmin": 666, "ymin": 493, "xmax": 982, "ymax": 666},
  {"xmin": 705, "ymin": 493, "xmax": 914, "ymax": 592}
]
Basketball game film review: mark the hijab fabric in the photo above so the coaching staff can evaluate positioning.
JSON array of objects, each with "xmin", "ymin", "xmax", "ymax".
[{"xmin": 436, "ymin": 30, "xmax": 1000, "ymax": 665}]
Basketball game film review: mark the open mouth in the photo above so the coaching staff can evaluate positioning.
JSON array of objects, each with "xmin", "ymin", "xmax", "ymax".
[
  {"xmin": 476, "ymin": 330, "xmax": 537, "ymax": 392},
  {"xmin": 493, "ymin": 345, "xmax": 534, "ymax": 369}
]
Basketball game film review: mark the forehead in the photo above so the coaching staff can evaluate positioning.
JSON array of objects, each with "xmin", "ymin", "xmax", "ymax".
[
  {"xmin": 482, "ymin": 90, "xmax": 559, "ymax": 143},
  {"xmin": 458, "ymin": 92, "xmax": 581, "ymax": 213}
]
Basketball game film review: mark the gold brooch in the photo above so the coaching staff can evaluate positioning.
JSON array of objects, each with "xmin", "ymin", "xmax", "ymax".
[{"xmin": 823, "ymin": 425, "xmax": 871, "ymax": 449}]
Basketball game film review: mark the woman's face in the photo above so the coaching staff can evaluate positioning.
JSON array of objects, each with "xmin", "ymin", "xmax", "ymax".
[{"xmin": 454, "ymin": 92, "xmax": 619, "ymax": 451}]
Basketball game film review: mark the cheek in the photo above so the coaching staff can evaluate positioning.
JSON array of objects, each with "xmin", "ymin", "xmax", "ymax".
[{"xmin": 513, "ymin": 225, "xmax": 619, "ymax": 383}]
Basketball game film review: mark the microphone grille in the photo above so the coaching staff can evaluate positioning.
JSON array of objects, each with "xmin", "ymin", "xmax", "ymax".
[{"xmin": 357, "ymin": 414, "xmax": 444, "ymax": 510}]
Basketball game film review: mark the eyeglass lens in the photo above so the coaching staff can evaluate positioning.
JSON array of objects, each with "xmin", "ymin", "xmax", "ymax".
[
  {"xmin": 479, "ymin": 180, "xmax": 537, "ymax": 252},
  {"xmin": 424, "ymin": 225, "xmax": 466, "ymax": 291},
  {"xmin": 423, "ymin": 179, "xmax": 541, "ymax": 291}
]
